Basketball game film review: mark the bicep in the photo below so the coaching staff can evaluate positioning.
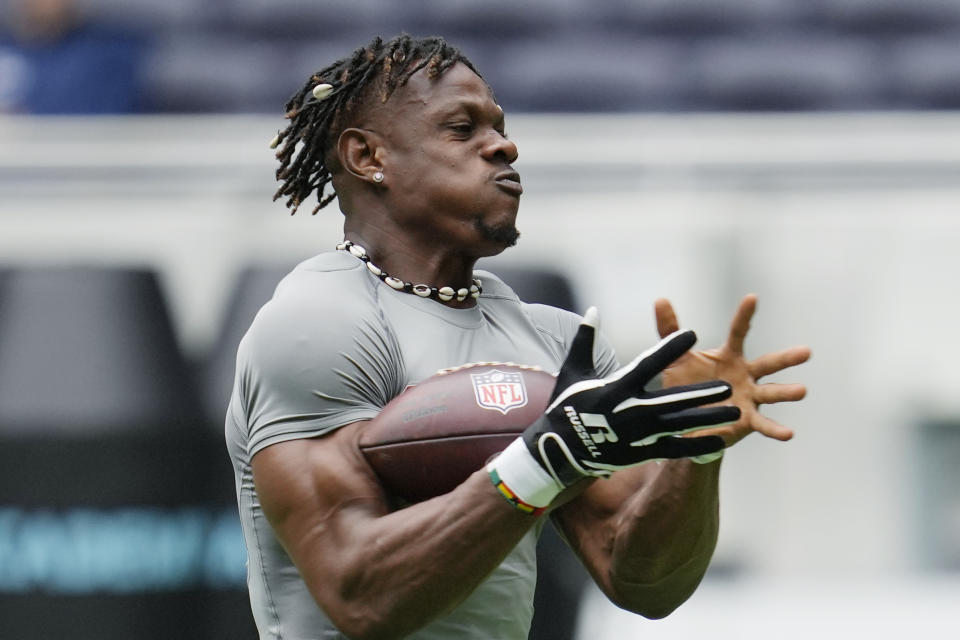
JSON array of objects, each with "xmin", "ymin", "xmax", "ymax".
[{"xmin": 252, "ymin": 421, "xmax": 387, "ymax": 597}]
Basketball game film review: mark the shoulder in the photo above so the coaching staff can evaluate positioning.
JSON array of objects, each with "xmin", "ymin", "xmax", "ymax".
[
  {"xmin": 477, "ymin": 269, "xmax": 619, "ymax": 376},
  {"xmin": 238, "ymin": 252, "xmax": 394, "ymax": 377},
  {"xmin": 234, "ymin": 252, "xmax": 404, "ymax": 455},
  {"xmin": 476, "ymin": 269, "xmax": 581, "ymax": 340},
  {"xmin": 272, "ymin": 251, "xmax": 376, "ymax": 310},
  {"xmin": 249, "ymin": 252, "xmax": 379, "ymax": 336}
]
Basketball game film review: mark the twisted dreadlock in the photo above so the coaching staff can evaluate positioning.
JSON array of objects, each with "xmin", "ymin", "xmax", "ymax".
[{"xmin": 273, "ymin": 34, "xmax": 481, "ymax": 215}]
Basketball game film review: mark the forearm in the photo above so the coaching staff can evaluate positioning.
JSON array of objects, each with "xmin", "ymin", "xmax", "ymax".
[
  {"xmin": 612, "ymin": 458, "xmax": 720, "ymax": 581},
  {"xmin": 296, "ymin": 469, "xmax": 536, "ymax": 639},
  {"xmin": 557, "ymin": 458, "xmax": 721, "ymax": 619},
  {"xmin": 610, "ymin": 459, "xmax": 720, "ymax": 615}
]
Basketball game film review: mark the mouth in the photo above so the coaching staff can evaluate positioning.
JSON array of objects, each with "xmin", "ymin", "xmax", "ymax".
[{"xmin": 494, "ymin": 170, "xmax": 523, "ymax": 197}]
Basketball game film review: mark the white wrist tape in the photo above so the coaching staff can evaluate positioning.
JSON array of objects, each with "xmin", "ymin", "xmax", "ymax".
[{"xmin": 487, "ymin": 437, "xmax": 564, "ymax": 510}]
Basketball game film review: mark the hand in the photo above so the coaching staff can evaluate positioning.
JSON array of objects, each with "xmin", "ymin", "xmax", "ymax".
[
  {"xmin": 654, "ymin": 294, "xmax": 811, "ymax": 446},
  {"xmin": 487, "ymin": 307, "xmax": 741, "ymax": 513},
  {"xmin": 523, "ymin": 308, "xmax": 740, "ymax": 486}
]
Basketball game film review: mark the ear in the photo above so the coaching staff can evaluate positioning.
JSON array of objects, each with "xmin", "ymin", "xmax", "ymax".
[{"xmin": 337, "ymin": 128, "xmax": 386, "ymax": 184}]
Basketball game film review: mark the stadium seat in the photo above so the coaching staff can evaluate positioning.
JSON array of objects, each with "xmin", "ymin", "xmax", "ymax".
[
  {"xmin": 222, "ymin": 0, "xmax": 412, "ymax": 41},
  {"xmin": 583, "ymin": 0, "xmax": 810, "ymax": 36},
  {"xmin": 80, "ymin": 0, "xmax": 215, "ymax": 31},
  {"xmin": 143, "ymin": 33, "xmax": 288, "ymax": 112},
  {"xmin": 0, "ymin": 266, "xmax": 253, "ymax": 639},
  {"xmin": 492, "ymin": 33, "xmax": 692, "ymax": 112},
  {"xmin": 689, "ymin": 35, "xmax": 884, "ymax": 110},
  {"xmin": 810, "ymin": 0, "xmax": 960, "ymax": 36},
  {"xmin": 885, "ymin": 37, "xmax": 960, "ymax": 109},
  {"xmin": 58, "ymin": 0, "xmax": 960, "ymax": 114},
  {"xmin": 415, "ymin": 0, "xmax": 575, "ymax": 40}
]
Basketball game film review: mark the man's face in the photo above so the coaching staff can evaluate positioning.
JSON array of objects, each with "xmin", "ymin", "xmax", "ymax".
[{"xmin": 372, "ymin": 62, "xmax": 521, "ymax": 256}]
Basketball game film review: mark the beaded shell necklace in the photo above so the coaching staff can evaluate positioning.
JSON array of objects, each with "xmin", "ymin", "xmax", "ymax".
[{"xmin": 337, "ymin": 240, "xmax": 482, "ymax": 303}]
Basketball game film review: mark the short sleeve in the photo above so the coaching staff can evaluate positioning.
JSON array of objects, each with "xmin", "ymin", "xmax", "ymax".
[
  {"xmin": 519, "ymin": 302, "xmax": 620, "ymax": 376},
  {"xmin": 235, "ymin": 270, "xmax": 405, "ymax": 457}
]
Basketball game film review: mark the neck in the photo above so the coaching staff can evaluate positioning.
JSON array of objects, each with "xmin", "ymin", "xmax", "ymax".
[
  {"xmin": 338, "ymin": 239, "xmax": 482, "ymax": 308},
  {"xmin": 342, "ymin": 219, "xmax": 481, "ymax": 290}
]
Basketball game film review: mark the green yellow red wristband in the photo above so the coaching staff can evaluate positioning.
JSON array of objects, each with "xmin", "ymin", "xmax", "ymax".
[{"xmin": 488, "ymin": 468, "xmax": 547, "ymax": 516}]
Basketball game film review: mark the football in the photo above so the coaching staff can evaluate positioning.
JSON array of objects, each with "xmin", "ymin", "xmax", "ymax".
[{"xmin": 358, "ymin": 363, "xmax": 556, "ymax": 504}]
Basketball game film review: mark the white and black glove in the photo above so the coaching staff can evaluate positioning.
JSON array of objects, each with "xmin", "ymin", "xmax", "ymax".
[{"xmin": 487, "ymin": 308, "xmax": 738, "ymax": 515}]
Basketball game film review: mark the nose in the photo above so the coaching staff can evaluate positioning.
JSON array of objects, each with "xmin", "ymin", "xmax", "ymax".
[{"xmin": 481, "ymin": 130, "xmax": 519, "ymax": 165}]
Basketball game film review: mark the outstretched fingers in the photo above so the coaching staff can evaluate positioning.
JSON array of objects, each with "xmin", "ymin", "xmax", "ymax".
[
  {"xmin": 751, "ymin": 412, "xmax": 794, "ymax": 441},
  {"xmin": 654, "ymin": 298, "xmax": 681, "ymax": 338},
  {"xmin": 749, "ymin": 345, "xmax": 812, "ymax": 379},
  {"xmin": 655, "ymin": 405, "xmax": 742, "ymax": 431},
  {"xmin": 612, "ymin": 379, "xmax": 733, "ymax": 415},
  {"xmin": 754, "ymin": 382, "xmax": 807, "ymax": 405},
  {"xmin": 725, "ymin": 294, "xmax": 757, "ymax": 356},
  {"xmin": 630, "ymin": 434, "xmax": 726, "ymax": 461}
]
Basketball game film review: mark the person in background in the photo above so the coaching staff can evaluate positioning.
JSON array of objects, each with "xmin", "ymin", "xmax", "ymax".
[{"xmin": 0, "ymin": 0, "xmax": 146, "ymax": 114}]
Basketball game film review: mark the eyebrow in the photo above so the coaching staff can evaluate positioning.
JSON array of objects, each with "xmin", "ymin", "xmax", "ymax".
[{"xmin": 436, "ymin": 98, "xmax": 505, "ymax": 126}]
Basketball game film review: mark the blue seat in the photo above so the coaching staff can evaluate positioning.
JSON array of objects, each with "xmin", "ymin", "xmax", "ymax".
[
  {"xmin": 416, "ymin": 0, "xmax": 574, "ymax": 40},
  {"xmin": 492, "ymin": 34, "xmax": 692, "ymax": 112},
  {"xmin": 885, "ymin": 36, "xmax": 960, "ymax": 108},
  {"xmin": 811, "ymin": 0, "xmax": 960, "ymax": 35},
  {"xmin": 143, "ymin": 33, "xmax": 288, "ymax": 112},
  {"xmin": 223, "ymin": 0, "xmax": 411, "ymax": 41},
  {"xmin": 584, "ymin": 0, "xmax": 811, "ymax": 36},
  {"xmin": 81, "ymin": 0, "xmax": 215, "ymax": 31},
  {"xmin": 689, "ymin": 35, "xmax": 884, "ymax": 110}
]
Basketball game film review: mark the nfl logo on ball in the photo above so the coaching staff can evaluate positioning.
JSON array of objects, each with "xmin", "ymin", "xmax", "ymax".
[{"xmin": 471, "ymin": 369, "xmax": 528, "ymax": 415}]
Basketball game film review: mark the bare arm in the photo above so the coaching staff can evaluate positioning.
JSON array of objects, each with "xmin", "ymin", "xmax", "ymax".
[
  {"xmin": 554, "ymin": 294, "xmax": 810, "ymax": 618},
  {"xmin": 252, "ymin": 421, "xmax": 538, "ymax": 640},
  {"xmin": 551, "ymin": 459, "xmax": 720, "ymax": 619}
]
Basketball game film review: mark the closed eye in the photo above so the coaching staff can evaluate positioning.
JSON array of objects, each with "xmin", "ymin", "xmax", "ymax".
[{"xmin": 449, "ymin": 123, "xmax": 475, "ymax": 137}]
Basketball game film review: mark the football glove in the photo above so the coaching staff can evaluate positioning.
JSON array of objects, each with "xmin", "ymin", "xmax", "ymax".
[{"xmin": 487, "ymin": 307, "xmax": 738, "ymax": 514}]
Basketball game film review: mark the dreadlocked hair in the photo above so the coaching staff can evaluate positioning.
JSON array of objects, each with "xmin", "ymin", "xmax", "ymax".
[{"xmin": 272, "ymin": 34, "xmax": 480, "ymax": 215}]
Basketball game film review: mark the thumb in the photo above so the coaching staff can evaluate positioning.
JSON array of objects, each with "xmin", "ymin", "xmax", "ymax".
[
  {"xmin": 555, "ymin": 307, "xmax": 600, "ymax": 391},
  {"xmin": 654, "ymin": 298, "xmax": 680, "ymax": 339}
]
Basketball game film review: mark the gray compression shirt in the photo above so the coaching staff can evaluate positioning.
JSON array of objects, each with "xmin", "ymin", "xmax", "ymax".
[{"xmin": 225, "ymin": 250, "xmax": 618, "ymax": 640}]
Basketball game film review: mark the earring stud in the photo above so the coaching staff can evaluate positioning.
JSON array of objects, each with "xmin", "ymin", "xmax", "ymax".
[{"xmin": 373, "ymin": 171, "xmax": 384, "ymax": 183}]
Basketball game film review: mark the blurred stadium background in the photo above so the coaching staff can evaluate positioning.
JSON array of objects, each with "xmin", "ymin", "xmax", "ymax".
[{"xmin": 2, "ymin": 0, "xmax": 960, "ymax": 638}]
